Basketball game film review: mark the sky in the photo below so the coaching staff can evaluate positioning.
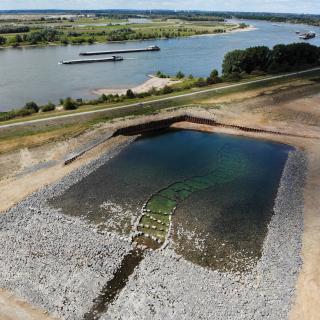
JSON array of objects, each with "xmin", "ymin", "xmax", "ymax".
[{"xmin": 0, "ymin": 0, "xmax": 319, "ymax": 14}]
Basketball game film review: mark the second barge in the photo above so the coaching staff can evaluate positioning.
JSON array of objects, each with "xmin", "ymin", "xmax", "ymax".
[
  {"xmin": 299, "ymin": 32, "xmax": 316, "ymax": 40},
  {"xmin": 79, "ymin": 45, "xmax": 160, "ymax": 56},
  {"xmin": 60, "ymin": 55, "xmax": 123, "ymax": 65}
]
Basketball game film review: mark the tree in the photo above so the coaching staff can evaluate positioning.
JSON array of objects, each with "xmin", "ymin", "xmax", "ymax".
[
  {"xmin": 176, "ymin": 71, "xmax": 185, "ymax": 79},
  {"xmin": 126, "ymin": 89, "xmax": 135, "ymax": 99},
  {"xmin": 63, "ymin": 97, "xmax": 77, "ymax": 110},
  {"xmin": 222, "ymin": 43, "xmax": 320, "ymax": 77},
  {"xmin": 222, "ymin": 49, "xmax": 245, "ymax": 75},
  {"xmin": 207, "ymin": 69, "xmax": 222, "ymax": 84},
  {"xmin": 40, "ymin": 102, "xmax": 55, "ymax": 112},
  {"xmin": 0, "ymin": 36, "xmax": 6, "ymax": 45},
  {"xmin": 241, "ymin": 46, "xmax": 271, "ymax": 73},
  {"xmin": 15, "ymin": 34, "xmax": 23, "ymax": 43},
  {"xmin": 24, "ymin": 101, "xmax": 39, "ymax": 113}
]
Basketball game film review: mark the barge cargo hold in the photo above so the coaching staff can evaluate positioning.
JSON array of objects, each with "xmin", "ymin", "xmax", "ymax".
[
  {"xmin": 79, "ymin": 45, "xmax": 160, "ymax": 56},
  {"xmin": 60, "ymin": 56, "xmax": 123, "ymax": 65}
]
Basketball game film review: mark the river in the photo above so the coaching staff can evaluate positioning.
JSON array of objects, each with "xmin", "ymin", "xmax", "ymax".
[{"xmin": 0, "ymin": 19, "xmax": 319, "ymax": 111}]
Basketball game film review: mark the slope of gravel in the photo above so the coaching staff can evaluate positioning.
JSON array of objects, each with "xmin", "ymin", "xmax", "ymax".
[
  {"xmin": 101, "ymin": 150, "xmax": 306, "ymax": 320},
  {"xmin": 0, "ymin": 138, "xmax": 136, "ymax": 320}
]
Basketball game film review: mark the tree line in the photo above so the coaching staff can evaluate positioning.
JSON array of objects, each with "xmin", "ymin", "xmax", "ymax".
[
  {"xmin": 222, "ymin": 43, "xmax": 320, "ymax": 80},
  {"xmin": 0, "ymin": 25, "xmax": 30, "ymax": 34},
  {"xmin": 1, "ymin": 42, "xmax": 319, "ymax": 122}
]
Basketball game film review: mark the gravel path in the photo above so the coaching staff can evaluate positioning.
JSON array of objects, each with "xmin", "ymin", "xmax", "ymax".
[{"xmin": 101, "ymin": 150, "xmax": 307, "ymax": 320}]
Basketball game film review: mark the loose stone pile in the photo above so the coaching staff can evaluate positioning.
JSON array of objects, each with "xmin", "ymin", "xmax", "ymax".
[
  {"xmin": 0, "ymin": 139, "xmax": 135, "ymax": 320},
  {"xmin": 0, "ymin": 130, "xmax": 307, "ymax": 320},
  {"xmin": 101, "ymin": 150, "xmax": 307, "ymax": 320}
]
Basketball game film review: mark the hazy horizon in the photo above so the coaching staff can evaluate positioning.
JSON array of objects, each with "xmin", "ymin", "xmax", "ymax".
[{"xmin": 0, "ymin": 0, "xmax": 319, "ymax": 15}]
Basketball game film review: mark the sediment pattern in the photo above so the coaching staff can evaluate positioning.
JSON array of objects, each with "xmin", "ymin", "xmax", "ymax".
[{"xmin": 134, "ymin": 144, "xmax": 248, "ymax": 248}]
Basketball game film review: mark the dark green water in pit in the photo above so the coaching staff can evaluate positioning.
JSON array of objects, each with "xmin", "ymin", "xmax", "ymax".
[{"xmin": 50, "ymin": 129, "xmax": 292, "ymax": 271}]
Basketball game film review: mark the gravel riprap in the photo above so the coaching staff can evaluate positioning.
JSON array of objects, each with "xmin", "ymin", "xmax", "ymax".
[
  {"xmin": 0, "ymin": 138, "xmax": 136, "ymax": 320},
  {"xmin": 0, "ymin": 133, "xmax": 306, "ymax": 320},
  {"xmin": 100, "ymin": 150, "xmax": 307, "ymax": 320}
]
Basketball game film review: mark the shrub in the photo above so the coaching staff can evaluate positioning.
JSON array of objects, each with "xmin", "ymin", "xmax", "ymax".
[
  {"xmin": 207, "ymin": 69, "xmax": 222, "ymax": 84},
  {"xmin": 156, "ymin": 71, "xmax": 169, "ymax": 78},
  {"xmin": 222, "ymin": 72, "xmax": 242, "ymax": 82},
  {"xmin": 15, "ymin": 108, "xmax": 34, "ymax": 117},
  {"xmin": 63, "ymin": 97, "xmax": 77, "ymax": 110},
  {"xmin": 161, "ymin": 85, "xmax": 174, "ymax": 94},
  {"xmin": 126, "ymin": 89, "xmax": 136, "ymax": 99},
  {"xmin": 176, "ymin": 71, "xmax": 185, "ymax": 79},
  {"xmin": 0, "ymin": 25, "xmax": 30, "ymax": 34},
  {"xmin": 0, "ymin": 111, "xmax": 15, "ymax": 121},
  {"xmin": 40, "ymin": 102, "xmax": 55, "ymax": 112},
  {"xmin": 24, "ymin": 101, "xmax": 39, "ymax": 113},
  {"xmin": 195, "ymin": 77, "xmax": 207, "ymax": 87},
  {"xmin": 0, "ymin": 36, "xmax": 6, "ymax": 45}
]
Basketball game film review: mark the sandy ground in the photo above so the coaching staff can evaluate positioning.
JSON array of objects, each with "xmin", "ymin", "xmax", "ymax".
[
  {"xmin": 1, "ymin": 83, "xmax": 320, "ymax": 319},
  {"xmin": 93, "ymin": 75, "xmax": 181, "ymax": 96},
  {"xmin": 0, "ymin": 134, "xmax": 130, "ymax": 213},
  {"xmin": 0, "ymin": 289, "xmax": 58, "ymax": 320},
  {"xmin": 289, "ymin": 142, "xmax": 320, "ymax": 320}
]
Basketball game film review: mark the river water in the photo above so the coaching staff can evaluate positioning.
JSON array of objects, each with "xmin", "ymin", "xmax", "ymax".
[{"xmin": 0, "ymin": 19, "xmax": 319, "ymax": 110}]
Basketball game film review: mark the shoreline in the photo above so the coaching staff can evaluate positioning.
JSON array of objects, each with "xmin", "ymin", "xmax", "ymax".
[
  {"xmin": 101, "ymin": 147, "xmax": 306, "ymax": 320},
  {"xmin": 1, "ymin": 100, "xmax": 320, "ymax": 319},
  {"xmin": 0, "ymin": 114, "xmax": 307, "ymax": 319},
  {"xmin": 93, "ymin": 75, "xmax": 181, "ymax": 96},
  {"xmin": 0, "ymin": 25, "xmax": 255, "ymax": 50}
]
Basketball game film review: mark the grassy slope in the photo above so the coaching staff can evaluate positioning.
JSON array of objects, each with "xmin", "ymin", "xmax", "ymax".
[{"xmin": 1, "ymin": 69, "xmax": 319, "ymax": 154}]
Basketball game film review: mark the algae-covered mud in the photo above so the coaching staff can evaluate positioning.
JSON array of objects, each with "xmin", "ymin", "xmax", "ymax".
[{"xmin": 50, "ymin": 129, "xmax": 291, "ymax": 271}]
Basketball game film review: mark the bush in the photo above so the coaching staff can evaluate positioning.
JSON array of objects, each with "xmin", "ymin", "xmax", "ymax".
[
  {"xmin": 0, "ymin": 111, "xmax": 15, "ymax": 122},
  {"xmin": 207, "ymin": 69, "xmax": 222, "ymax": 84},
  {"xmin": 15, "ymin": 108, "xmax": 34, "ymax": 117},
  {"xmin": 161, "ymin": 85, "xmax": 174, "ymax": 94},
  {"xmin": 195, "ymin": 77, "xmax": 207, "ymax": 87},
  {"xmin": 126, "ymin": 89, "xmax": 136, "ymax": 99},
  {"xmin": 0, "ymin": 36, "xmax": 6, "ymax": 45},
  {"xmin": 176, "ymin": 71, "xmax": 185, "ymax": 79},
  {"xmin": 222, "ymin": 72, "xmax": 242, "ymax": 82},
  {"xmin": 63, "ymin": 97, "xmax": 77, "ymax": 110},
  {"xmin": 0, "ymin": 25, "xmax": 30, "ymax": 34},
  {"xmin": 40, "ymin": 102, "xmax": 55, "ymax": 112},
  {"xmin": 156, "ymin": 71, "xmax": 169, "ymax": 78},
  {"xmin": 24, "ymin": 101, "xmax": 39, "ymax": 113},
  {"xmin": 27, "ymin": 28, "xmax": 61, "ymax": 44}
]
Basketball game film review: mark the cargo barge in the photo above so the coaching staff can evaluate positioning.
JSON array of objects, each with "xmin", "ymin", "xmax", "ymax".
[
  {"xmin": 79, "ymin": 45, "xmax": 160, "ymax": 56},
  {"xmin": 298, "ymin": 32, "xmax": 316, "ymax": 40},
  {"xmin": 60, "ymin": 55, "xmax": 123, "ymax": 65}
]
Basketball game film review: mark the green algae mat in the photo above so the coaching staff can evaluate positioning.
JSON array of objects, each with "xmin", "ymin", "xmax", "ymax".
[{"xmin": 134, "ymin": 145, "xmax": 249, "ymax": 248}]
